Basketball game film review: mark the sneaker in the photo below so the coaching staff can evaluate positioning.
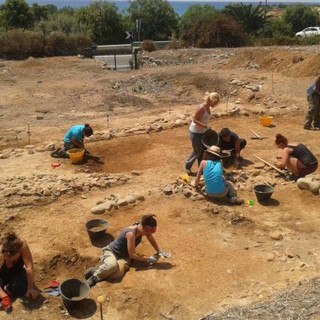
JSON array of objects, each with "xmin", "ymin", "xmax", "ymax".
[
  {"xmin": 50, "ymin": 148, "xmax": 61, "ymax": 158},
  {"xmin": 184, "ymin": 166, "xmax": 194, "ymax": 175},
  {"xmin": 304, "ymin": 125, "xmax": 312, "ymax": 130},
  {"xmin": 228, "ymin": 197, "xmax": 244, "ymax": 205},
  {"xmin": 86, "ymin": 275, "xmax": 98, "ymax": 287}
]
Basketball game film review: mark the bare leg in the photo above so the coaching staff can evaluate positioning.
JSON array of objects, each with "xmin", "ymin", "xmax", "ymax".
[{"xmin": 286, "ymin": 157, "xmax": 299, "ymax": 176}]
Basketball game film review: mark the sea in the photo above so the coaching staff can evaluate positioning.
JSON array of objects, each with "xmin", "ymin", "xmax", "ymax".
[{"xmin": 0, "ymin": 0, "xmax": 318, "ymax": 16}]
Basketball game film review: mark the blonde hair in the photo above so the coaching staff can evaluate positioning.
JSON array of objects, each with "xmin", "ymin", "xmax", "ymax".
[{"xmin": 204, "ymin": 92, "xmax": 220, "ymax": 104}]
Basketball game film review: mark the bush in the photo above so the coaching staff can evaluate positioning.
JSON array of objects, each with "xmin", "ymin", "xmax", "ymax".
[
  {"xmin": 165, "ymin": 33, "xmax": 182, "ymax": 49},
  {"xmin": 0, "ymin": 29, "xmax": 44, "ymax": 59},
  {"xmin": 255, "ymin": 35, "xmax": 320, "ymax": 46},
  {"xmin": 0, "ymin": 29, "xmax": 91, "ymax": 59},
  {"xmin": 141, "ymin": 40, "xmax": 157, "ymax": 52},
  {"xmin": 196, "ymin": 15, "xmax": 249, "ymax": 48},
  {"xmin": 45, "ymin": 32, "xmax": 91, "ymax": 56}
]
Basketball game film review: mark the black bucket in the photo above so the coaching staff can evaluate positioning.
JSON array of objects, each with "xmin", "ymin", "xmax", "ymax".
[
  {"xmin": 86, "ymin": 219, "xmax": 109, "ymax": 242},
  {"xmin": 59, "ymin": 279, "xmax": 90, "ymax": 308},
  {"xmin": 202, "ymin": 128, "xmax": 219, "ymax": 148},
  {"xmin": 254, "ymin": 184, "xmax": 274, "ymax": 202}
]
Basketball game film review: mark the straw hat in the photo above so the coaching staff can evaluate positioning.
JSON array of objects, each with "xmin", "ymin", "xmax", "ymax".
[{"xmin": 206, "ymin": 145, "xmax": 221, "ymax": 157}]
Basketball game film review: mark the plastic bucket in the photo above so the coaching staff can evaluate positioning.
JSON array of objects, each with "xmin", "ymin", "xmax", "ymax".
[
  {"xmin": 59, "ymin": 279, "xmax": 90, "ymax": 308},
  {"xmin": 202, "ymin": 128, "xmax": 219, "ymax": 148},
  {"xmin": 260, "ymin": 116, "xmax": 273, "ymax": 127},
  {"xmin": 86, "ymin": 219, "xmax": 109, "ymax": 242},
  {"xmin": 254, "ymin": 184, "xmax": 274, "ymax": 202},
  {"xmin": 67, "ymin": 148, "xmax": 85, "ymax": 164}
]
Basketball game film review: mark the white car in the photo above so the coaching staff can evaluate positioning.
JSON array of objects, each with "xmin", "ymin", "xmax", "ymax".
[{"xmin": 295, "ymin": 27, "xmax": 320, "ymax": 38}]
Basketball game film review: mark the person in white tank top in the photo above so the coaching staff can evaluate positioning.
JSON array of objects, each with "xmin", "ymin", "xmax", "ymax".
[{"xmin": 185, "ymin": 92, "xmax": 220, "ymax": 174}]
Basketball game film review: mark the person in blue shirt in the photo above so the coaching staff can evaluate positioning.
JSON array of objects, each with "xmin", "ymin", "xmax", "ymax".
[
  {"xmin": 64, "ymin": 124, "xmax": 93, "ymax": 151},
  {"xmin": 194, "ymin": 145, "xmax": 243, "ymax": 205},
  {"xmin": 51, "ymin": 124, "xmax": 93, "ymax": 158},
  {"xmin": 305, "ymin": 76, "xmax": 320, "ymax": 130}
]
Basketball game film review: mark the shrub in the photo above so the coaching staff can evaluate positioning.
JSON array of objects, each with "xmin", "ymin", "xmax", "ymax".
[
  {"xmin": 141, "ymin": 40, "xmax": 157, "ymax": 52},
  {"xmin": 45, "ymin": 31, "xmax": 68, "ymax": 56},
  {"xmin": 0, "ymin": 29, "xmax": 44, "ymax": 59},
  {"xmin": 196, "ymin": 15, "xmax": 249, "ymax": 48},
  {"xmin": 165, "ymin": 33, "xmax": 181, "ymax": 49}
]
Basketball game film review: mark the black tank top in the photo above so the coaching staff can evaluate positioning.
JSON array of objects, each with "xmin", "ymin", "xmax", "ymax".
[
  {"xmin": 0, "ymin": 254, "xmax": 24, "ymax": 278},
  {"xmin": 288, "ymin": 144, "xmax": 318, "ymax": 165},
  {"xmin": 109, "ymin": 227, "xmax": 142, "ymax": 259}
]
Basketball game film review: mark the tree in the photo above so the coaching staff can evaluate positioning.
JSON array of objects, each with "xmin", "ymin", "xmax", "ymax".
[
  {"xmin": 30, "ymin": 3, "xmax": 48, "ymax": 23},
  {"xmin": 0, "ymin": 0, "xmax": 33, "ymax": 30},
  {"xmin": 75, "ymin": 1, "xmax": 122, "ymax": 44},
  {"xmin": 222, "ymin": 3, "xmax": 268, "ymax": 36},
  {"xmin": 179, "ymin": 4, "xmax": 217, "ymax": 31},
  {"xmin": 128, "ymin": 0, "xmax": 178, "ymax": 40},
  {"xmin": 283, "ymin": 4, "xmax": 320, "ymax": 34},
  {"xmin": 179, "ymin": 4, "xmax": 217, "ymax": 46}
]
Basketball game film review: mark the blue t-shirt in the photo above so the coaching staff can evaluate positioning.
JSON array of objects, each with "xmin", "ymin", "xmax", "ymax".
[
  {"xmin": 203, "ymin": 160, "xmax": 226, "ymax": 195},
  {"xmin": 64, "ymin": 125, "xmax": 85, "ymax": 143}
]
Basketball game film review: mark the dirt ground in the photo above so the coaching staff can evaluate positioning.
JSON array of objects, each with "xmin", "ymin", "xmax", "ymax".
[{"xmin": 1, "ymin": 46, "xmax": 320, "ymax": 320}]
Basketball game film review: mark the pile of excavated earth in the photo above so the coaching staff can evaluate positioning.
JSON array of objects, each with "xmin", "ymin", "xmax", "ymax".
[{"xmin": 0, "ymin": 46, "xmax": 320, "ymax": 319}]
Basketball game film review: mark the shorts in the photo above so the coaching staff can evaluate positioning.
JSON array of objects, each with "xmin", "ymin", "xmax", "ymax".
[{"xmin": 297, "ymin": 160, "xmax": 318, "ymax": 177}]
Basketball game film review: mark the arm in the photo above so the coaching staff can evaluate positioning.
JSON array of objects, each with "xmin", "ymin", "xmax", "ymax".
[
  {"xmin": 71, "ymin": 138, "xmax": 84, "ymax": 149},
  {"xmin": 146, "ymin": 234, "xmax": 160, "ymax": 253},
  {"xmin": 275, "ymin": 148, "xmax": 291, "ymax": 169},
  {"xmin": 193, "ymin": 106, "xmax": 207, "ymax": 129},
  {"xmin": 194, "ymin": 161, "xmax": 206, "ymax": 188},
  {"xmin": 314, "ymin": 76, "xmax": 320, "ymax": 95},
  {"xmin": 234, "ymin": 139, "xmax": 240, "ymax": 159},
  {"xmin": 21, "ymin": 243, "xmax": 38, "ymax": 300},
  {"xmin": 126, "ymin": 232, "xmax": 149, "ymax": 263}
]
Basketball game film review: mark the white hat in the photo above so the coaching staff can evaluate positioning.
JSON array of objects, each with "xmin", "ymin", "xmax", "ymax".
[{"xmin": 206, "ymin": 145, "xmax": 221, "ymax": 157}]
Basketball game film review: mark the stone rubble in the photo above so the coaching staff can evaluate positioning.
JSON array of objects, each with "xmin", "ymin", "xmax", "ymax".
[
  {"xmin": 90, "ymin": 193, "xmax": 145, "ymax": 214},
  {"xmin": 0, "ymin": 173, "xmax": 130, "ymax": 209}
]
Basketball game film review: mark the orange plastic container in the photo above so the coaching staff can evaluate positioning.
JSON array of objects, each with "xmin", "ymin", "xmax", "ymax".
[{"xmin": 260, "ymin": 116, "xmax": 273, "ymax": 127}]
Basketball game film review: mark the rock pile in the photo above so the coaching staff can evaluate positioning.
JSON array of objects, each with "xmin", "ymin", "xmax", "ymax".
[
  {"xmin": 90, "ymin": 193, "xmax": 145, "ymax": 214},
  {"xmin": 0, "ymin": 173, "xmax": 130, "ymax": 209}
]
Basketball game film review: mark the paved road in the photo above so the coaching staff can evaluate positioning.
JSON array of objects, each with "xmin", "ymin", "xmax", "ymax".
[{"xmin": 94, "ymin": 54, "xmax": 132, "ymax": 69}]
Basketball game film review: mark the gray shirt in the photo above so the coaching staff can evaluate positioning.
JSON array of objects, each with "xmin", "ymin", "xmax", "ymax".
[{"xmin": 109, "ymin": 227, "xmax": 142, "ymax": 259}]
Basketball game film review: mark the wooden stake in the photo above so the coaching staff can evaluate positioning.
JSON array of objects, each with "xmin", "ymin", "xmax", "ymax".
[
  {"xmin": 250, "ymin": 129, "xmax": 262, "ymax": 140},
  {"xmin": 253, "ymin": 154, "xmax": 285, "ymax": 175}
]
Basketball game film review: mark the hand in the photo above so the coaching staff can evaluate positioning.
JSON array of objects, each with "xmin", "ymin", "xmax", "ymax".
[
  {"xmin": 157, "ymin": 250, "xmax": 172, "ymax": 258},
  {"xmin": 146, "ymin": 255, "xmax": 159, "ymax": 264},
  {"xmin": 26, "ymin": 288, "xmax": 38, "ymax": 300}
]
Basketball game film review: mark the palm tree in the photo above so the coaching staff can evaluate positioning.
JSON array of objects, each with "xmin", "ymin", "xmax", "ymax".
[{"xmin": 222, "ymin": 2, "xmax": 269, "ymax": 36}]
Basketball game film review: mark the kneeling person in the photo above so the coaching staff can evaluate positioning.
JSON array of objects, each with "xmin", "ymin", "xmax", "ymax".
[
  {"xmin": 194, "ymin": 146, "xmax": 244, "ymax": 205},
  {"xmin": 218, "ymin": 128, "xmax": 246, "ymax": 162},
  {"xmin": 85, "ymin": 215, "xmax": 163, "ymax": 287}
]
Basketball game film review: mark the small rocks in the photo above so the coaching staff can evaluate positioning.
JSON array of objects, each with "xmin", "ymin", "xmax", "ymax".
[
  {"xmin": 0, "ymin": 172, "xmax": 130, "ymax": 209},
  {"xmin": 269, "ymin": 231, "xmax": 283, "ymax": 241},
  {"xmin": 90, "ymin": 192, "xmax": 144, "ymax": 214},
  {"xmin": 163, "ymin": 185, "xmax": 173, "ymax": 195},
  {"xmin": 267, "ymin": 253, "xmax": 275, "ymax": 261}
]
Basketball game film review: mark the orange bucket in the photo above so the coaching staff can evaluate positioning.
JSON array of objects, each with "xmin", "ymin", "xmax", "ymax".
[{"xmin": 260, "ymin": 116, "xmax": 273, "ymax": 127}]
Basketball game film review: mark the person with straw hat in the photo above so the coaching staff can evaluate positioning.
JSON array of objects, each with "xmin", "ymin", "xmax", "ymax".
[{"xmin": 194, "ymin": 145, "xmax": 244, "ymax": 205}]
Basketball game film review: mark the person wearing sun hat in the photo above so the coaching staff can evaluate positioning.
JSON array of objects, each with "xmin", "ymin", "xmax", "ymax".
[{"xmin": 194, "ymin": 145, "xmax": 244, "ymax": 205}]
